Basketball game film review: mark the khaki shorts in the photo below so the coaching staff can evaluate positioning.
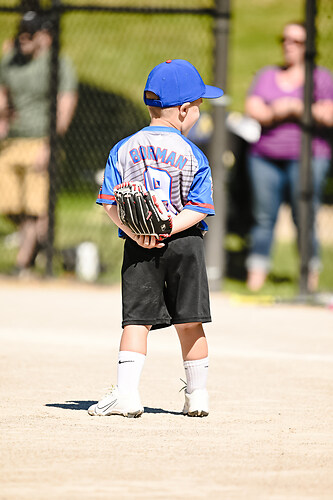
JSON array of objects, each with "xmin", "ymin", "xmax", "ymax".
[{"xmin": 0, "ymin": 138, "xmax": 49, "ymax": 216}]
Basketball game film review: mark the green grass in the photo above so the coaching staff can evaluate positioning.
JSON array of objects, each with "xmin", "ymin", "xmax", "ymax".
[
  {"xmin": 62, "ymin": 0, "xmax": 332, "ymax": 112},
  {"xmin": 0, "ymin": 216, "xmax": 17, "ymax": 274},
  {"xmin": 61, "ymin": 11, "xmax": 214, "ymax": 114},
  {"xmin": 225, "ymin": 239, "xmax": 333, "ymax": 297},
  {"xmin": 1, "ymin": 192, "xmax": 333, "ymax": 294},
  {"xmin": 0, "ymin": 193, "xmax": 123, "ymax": 282},
  {"xmin": 54, "ymin": 192, "xmax": 124, "ymax": 283}
]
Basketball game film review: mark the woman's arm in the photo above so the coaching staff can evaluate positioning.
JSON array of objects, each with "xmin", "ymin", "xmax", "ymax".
[
  {"xmin": 245, "ymin": 95, "xmax": 304, "ymax": 127},
  {"xmin": 312, "ymin": 99, "xmax": 333, "ymax": 127},
  {"xmin": 245, "ymin": 95, "xmax": 275, "ymax": 127}
]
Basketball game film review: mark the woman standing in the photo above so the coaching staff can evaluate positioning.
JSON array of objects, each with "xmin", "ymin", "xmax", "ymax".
[{"xmin": 245, "ymin": 22, "xmax": 333, "ymax": 292}]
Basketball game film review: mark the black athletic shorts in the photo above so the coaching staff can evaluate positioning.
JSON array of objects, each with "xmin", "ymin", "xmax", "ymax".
[{"xmin": 121, "ymin": 226, "xmax": 211, "ymax": 330}]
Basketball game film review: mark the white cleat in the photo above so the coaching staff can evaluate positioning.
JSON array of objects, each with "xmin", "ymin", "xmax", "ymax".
[
  {"xmin": 182, "ymin": 389, "xmax": 209, "ymax": 417},
  {"xmin": 88, "ymin": 386, "xmax": 144, "ymax": 418}
]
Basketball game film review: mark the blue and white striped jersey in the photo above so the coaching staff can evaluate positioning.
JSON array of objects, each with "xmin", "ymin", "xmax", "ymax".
[{"xmin": 97, "ymin": 126, "xmax": 215, "ymax": 234}]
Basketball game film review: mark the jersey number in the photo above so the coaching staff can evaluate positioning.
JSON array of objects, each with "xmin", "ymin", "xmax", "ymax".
[{"xmin": 144, "ymin": 166, "xmax": 174, "ymax": 213}]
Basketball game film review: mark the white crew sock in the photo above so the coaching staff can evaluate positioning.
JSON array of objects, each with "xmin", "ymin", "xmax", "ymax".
[
  {"xmin": 117, "ymin": 351, "xmax": 146, "ymax": 395},
  {"xmin": 183, "ymin": 357, "xmax": 209, "ymax": 394}
]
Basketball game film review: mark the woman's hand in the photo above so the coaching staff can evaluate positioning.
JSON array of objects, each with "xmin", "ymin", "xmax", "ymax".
[
  {"xmin": 246, "ymin": 95, "xmax": 304, "ymax": 127},
  {"xmin": 312, "ymin": 100, "xmax": 333, "ymax": 127},
  {"xmin": 270, "ymin": 96, "xmax": 303, "ymax": 121}
]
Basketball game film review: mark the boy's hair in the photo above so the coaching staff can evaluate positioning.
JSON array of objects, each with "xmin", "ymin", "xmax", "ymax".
[
  {"xmin": 145, "ymin": 91, "xmax": 159, "ymax": 101},
  {"xmin": 145, "ymin": 91, "xmax": 175, "ymax": 118}
]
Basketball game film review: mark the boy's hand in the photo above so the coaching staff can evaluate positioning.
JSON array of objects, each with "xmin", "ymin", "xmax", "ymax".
[
  {"xmin": 133, "ymin": 234, "xmax": 165, "ymax": 249},
  {"xmin": 103, "ymin": 205, "xmax": 166, "ymax": 248}
]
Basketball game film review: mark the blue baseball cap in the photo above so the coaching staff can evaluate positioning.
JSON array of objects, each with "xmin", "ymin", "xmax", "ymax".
[{"xmin": 144, "ymin": 59, "xmax": 224, "ymax": 108}]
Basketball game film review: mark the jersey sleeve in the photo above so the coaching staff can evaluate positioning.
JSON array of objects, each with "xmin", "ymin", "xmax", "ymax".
[
  {"xmin": 184, "ymin": 147, "xmax": 215, "ymax": 216},
  {"xmin": 96, "ymin": 145, "xmax": 122, "ymax": 205}
]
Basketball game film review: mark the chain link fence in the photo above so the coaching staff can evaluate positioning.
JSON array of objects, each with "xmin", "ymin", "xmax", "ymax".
[
  {"xmin": 0, "ymin": 0, "xmax": 216, "ymax": 283},
  {"xmin": 0, "ymin": 0, "xmax": 332, "ymax": 295}
]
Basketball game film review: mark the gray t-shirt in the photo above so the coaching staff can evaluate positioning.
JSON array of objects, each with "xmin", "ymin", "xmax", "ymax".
[{"xmin": 0, "ymin": 49, "xmax": 78, "ymax": 138}]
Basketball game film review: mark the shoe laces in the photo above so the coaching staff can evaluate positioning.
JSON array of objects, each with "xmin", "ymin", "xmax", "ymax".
[{"xmin": 179, "ymin": 378, "xmax": 187, "ymax": 392}]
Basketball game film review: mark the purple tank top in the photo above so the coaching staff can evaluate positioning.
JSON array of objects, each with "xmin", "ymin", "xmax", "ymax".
[{"xmin": 249, "ymin": 66, "xmax": 333, "ymax": 159}]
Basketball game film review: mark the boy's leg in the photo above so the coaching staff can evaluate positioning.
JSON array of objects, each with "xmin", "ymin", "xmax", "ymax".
[
  {"xmin": 175, "ymin": 322, "xmax": 208, "ymax": 361},
  {"xmin": 88, "ymin": 325, "xmax": 150, "ymax": 417},
  {"xmin": 119, "ymin": 324, "xmax": 150, "ymax": 354},
  {"xmin": 175, "ymin": 322, "xmax": 209, "ymax": 417},
  {"xmin": 117, "ymin": 325, "xmax": 150, "ymax": 394}
]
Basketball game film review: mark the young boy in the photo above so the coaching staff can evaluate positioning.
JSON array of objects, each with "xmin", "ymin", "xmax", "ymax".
[{"xmin": 89, "ymin": 59, "xmax": 223, "ymax": 418}]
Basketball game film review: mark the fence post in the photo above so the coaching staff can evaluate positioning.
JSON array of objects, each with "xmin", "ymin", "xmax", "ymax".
[
  {"xmin": 46, "ymin": 0, "xmax": 61, "ymax": 276},
  {"xmin": 205, "ymin": 0, "xmax": 230, "ymax": 291},
  {"xmin": 299, "ymin": 0, "xmax": 316, "ymax": 294}
]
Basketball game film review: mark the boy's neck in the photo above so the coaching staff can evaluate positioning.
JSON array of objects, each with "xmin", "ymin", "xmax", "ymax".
[{"xmin": 149, "ymin": 116, "xmax": 180, "ymax": 131}]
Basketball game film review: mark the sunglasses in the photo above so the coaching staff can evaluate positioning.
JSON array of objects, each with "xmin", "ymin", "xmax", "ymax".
[
  {"xmin": 19, "ymin": 32, "xmax": 35, "ymax": 40},
  {"xmin": 280, "ymin": 36, "xmax": 305, "ymax": 45}
]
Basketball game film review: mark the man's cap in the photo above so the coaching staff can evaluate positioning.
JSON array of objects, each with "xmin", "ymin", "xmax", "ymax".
[
  {"xmin": 18, "ymin": 11, "xmax": 53, "ymax": 35},
  {"xmin": 144, "ymin": 59, "xmax": 224, "ymax": 108}
]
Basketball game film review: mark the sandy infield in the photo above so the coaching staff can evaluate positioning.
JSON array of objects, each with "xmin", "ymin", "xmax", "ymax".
[{"xmin": 0, "ymin": 279, "xmax": 332, "ymax": 499}]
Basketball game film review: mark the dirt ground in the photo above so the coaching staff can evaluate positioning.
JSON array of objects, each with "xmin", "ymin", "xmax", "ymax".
[{"xmin": 0, "ymin": 279, "xmax": 333, "ymax": 499}]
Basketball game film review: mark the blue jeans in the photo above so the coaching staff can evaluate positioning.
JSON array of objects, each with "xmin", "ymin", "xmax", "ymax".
[{"xmin": 246, "ymin": 154, "xmax": 330, "ymax": 272}]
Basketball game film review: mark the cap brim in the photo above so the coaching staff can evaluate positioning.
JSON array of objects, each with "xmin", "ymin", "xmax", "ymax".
[{"xmin": 202, "ymin": 85, "xmax": 224, "ymax": 99}]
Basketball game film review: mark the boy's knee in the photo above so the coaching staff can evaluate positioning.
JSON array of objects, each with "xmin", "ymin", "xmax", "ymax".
[{"xmin": 176, "ymin": 322, "xmax": 203, "ymax": 333}]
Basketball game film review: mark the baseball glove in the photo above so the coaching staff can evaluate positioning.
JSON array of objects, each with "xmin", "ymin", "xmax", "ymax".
[{"xmin": 113, "ymin": 181, "xmax": 172, "ymax": 238}]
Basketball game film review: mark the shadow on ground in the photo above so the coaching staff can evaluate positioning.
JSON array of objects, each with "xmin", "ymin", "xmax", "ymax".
[{"xmin": 45, "ymin": 401, "xmax": 182, "ymax": 415}]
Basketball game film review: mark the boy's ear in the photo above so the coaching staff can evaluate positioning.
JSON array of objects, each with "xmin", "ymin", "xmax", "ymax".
[{"xmin": 179, "ymin": 102, "xmax": 191, "ymax": 117}]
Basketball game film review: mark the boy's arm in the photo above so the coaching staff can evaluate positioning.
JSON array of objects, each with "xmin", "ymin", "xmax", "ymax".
[
  {"xmin": 103, "ymin": 204, "xmax": 136, "ymax": 239},
  {"xmin": 171, "ymin": 209, "xmax": 207, "ymax": 235},
  {"xmin": 103, "ymin": 204, "xmax": 207, "ymax": 249}
]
